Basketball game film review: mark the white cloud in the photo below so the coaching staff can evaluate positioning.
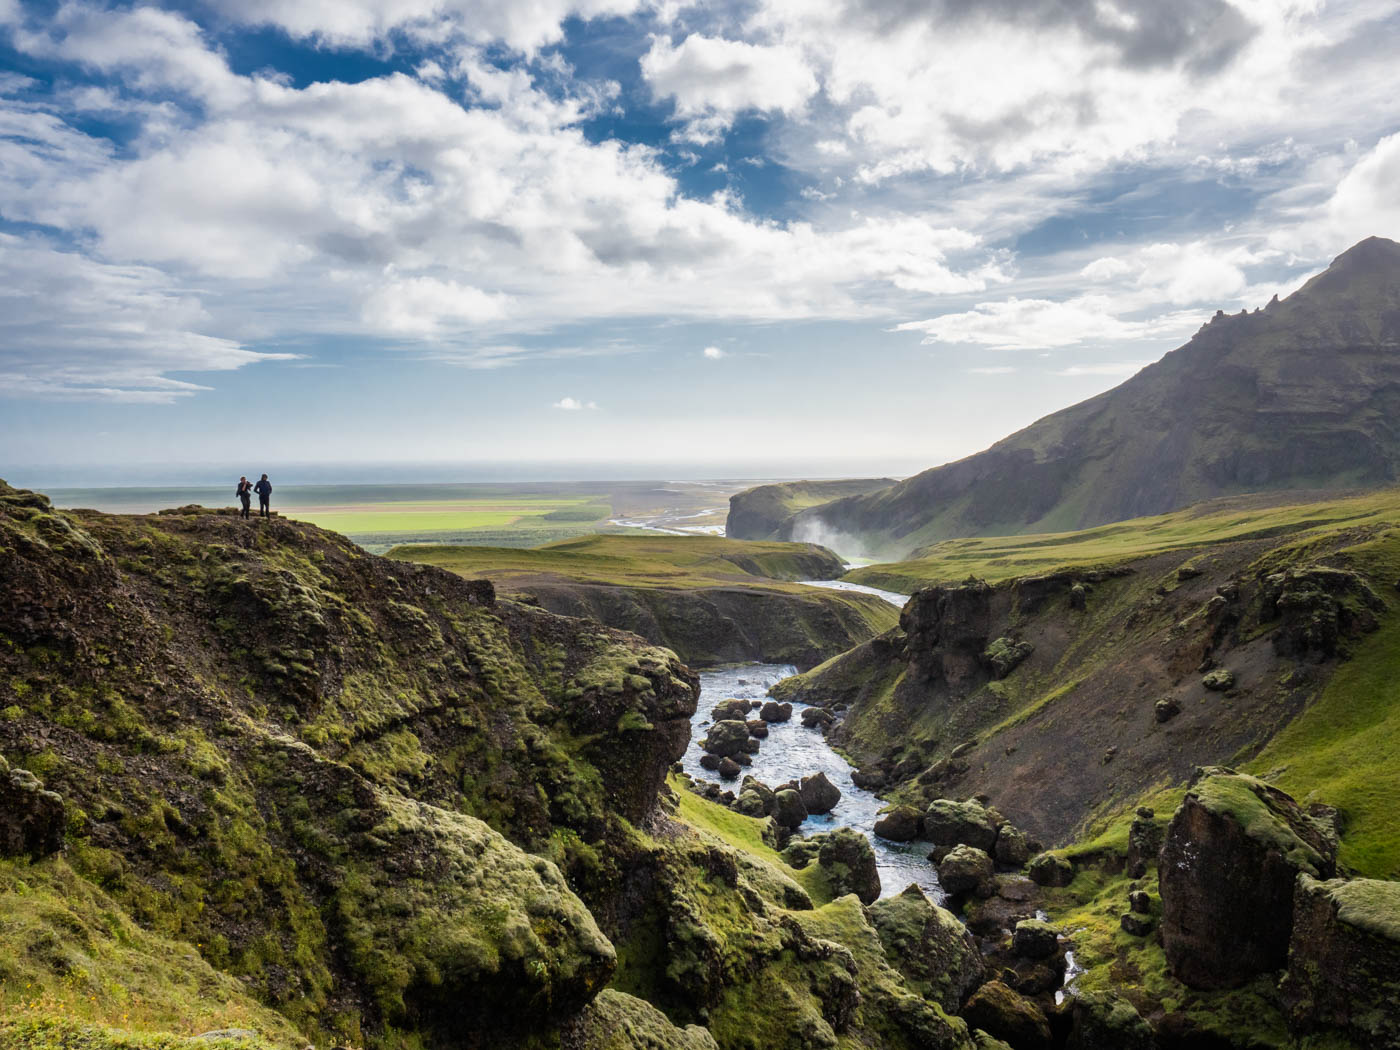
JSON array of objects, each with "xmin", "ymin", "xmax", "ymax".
[
  {"xmin": 552, "ymin": 396, "xmax": 597, "ymax": 410},
  {"xmin": 1320, "ymin": 131, "xmax": 1400, "ymax": 248},
  {"xmin": 642, "ymin": 33, "xmax": 818, "ymax": 142},
  {"xmin": 702, "ymin": 345, "xmax": 725, "ymax": 359},
  {"xmin": 0, "ymin": 234, "xmax": 295, "ymax": 401},
  {"xmin": 898, "ymin": 296, "xmax": 1205, "ymax": 351}
]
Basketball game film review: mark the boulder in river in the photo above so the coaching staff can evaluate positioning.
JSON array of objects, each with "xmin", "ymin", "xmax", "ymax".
[
  {"xmin": 924, "ymin": 798, "xmax": 999, "ymax": 851},
  {"xmin": 717, "ymin": 757, "xmax": 742, "ymax": 779},
  {"xmin": 799, "ymin": 772, "xmax": 841, "ymax": 815},
  {"xmin": 800, "ymin": 706, "xmax": 834, "ymax": 729},
  {"xmin": 746, "ymin": 719, "xmax": 769, "ymax": 739},
  {"xmin": 873, "ymin": 805, "xmax": 923, "ymax": 842},
  {"xmin": 1281, "ymin": 875, "xmax": 1400, "ymax": 1048},
  {"xmin": 759, "ymin": 700, "xmax": 793, "ymax": 723},
  {"xmin": 698, "ymin": 754, "xmax": 721, "ymax": 771},
  {"xmin": 1159, "ymin": 766, "xmax": 1336, "ymax": 989},
  {"xmin": 773, "ymin": 788, "xmax": 808, "ymax": 829},
  {"xmin": 817, "ymin": 827, "xmax": 881, "ymax": 904},
  {"xmin": 867, "ymin": 884, "xmax": 985, "ymax": 1012},
  {"xmin": 938, "ymin": 844, "xmax": 995, "ymax": 897},
  {"xmin": 711, "ymin": 698, "xmax": 751, "ymax": 722},
  {"xmin": 701, "ymin": 719, "xmax": 752, "ymax": 758}
]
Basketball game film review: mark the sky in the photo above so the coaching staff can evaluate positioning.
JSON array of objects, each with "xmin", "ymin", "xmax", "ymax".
[{"xmin": 2, "ymin": 0, "xmax": 1399, "ymax": 484}]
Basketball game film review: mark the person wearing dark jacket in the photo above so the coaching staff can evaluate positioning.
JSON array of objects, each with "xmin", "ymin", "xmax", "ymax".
[
  {"xmin": 236, "ymin": 476, "xmax": 252, "ymax": 519},
  {"xmin": 254, "ymin": 474, "xmax": 272, "ymax": 518}
]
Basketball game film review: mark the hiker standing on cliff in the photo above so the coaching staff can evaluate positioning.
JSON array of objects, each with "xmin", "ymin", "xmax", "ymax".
[
  {"xmin": 236, "ymin": 476, "xmax": 253, "ymax": 519},
  {"xmin": 254, "ymin": 474, "xmax": 272, "ymax": 518}
]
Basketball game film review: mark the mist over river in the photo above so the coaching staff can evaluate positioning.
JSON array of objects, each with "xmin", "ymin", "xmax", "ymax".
[{"xmin": 682, "ymin": 663, "xmax": 944, "ymax": 902}]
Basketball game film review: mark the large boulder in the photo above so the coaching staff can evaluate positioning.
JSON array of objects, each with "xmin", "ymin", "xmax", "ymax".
[
  {"xmin": 759, "ymin": 700, "xmax": 793, "ymax": 723},
  {"xmin": 961, "ymin": 980, "xmax": 1052, "ymax": 1050},
  {"xmin": 711, "ymin": 698, "xmax": 751, "ymax": 722},
  {"xmin": 982, "ymin": 636, "xmax": 1034, "ymax": 679},
  {"xmin": 817, "ymin": 827, "xmax": 882, "ymax": 904},
  {"xmin": 1281, "ymin": 875, "xmax": 1400, "ymax": 1048},
  {"xmin": 700, "ymin": 719, "xmax": 753, "ymax": 758},
  {"xmin": 874, "ymin": 805, "xmax": 924, "ymax": 842},
  {"xmin": 570, "ymin": 989, "xmax": 720, "ymax": 1050},
  {"xmin": 924, "ymin": 798, "xmax": 998, "ymax": 852},
  {"xmin": 938, "ymin": 845, "xmax": 995, "ymax": 897},
  {"xmin": 993, "ymin": 824, "xmax": 1032, "ymax": 867},
  {"xmin": 866, "ymin": 884, "xmax": 985, "ymax": 1012},
  {"xmin": 799, "ymin": 772, "xmax": 841, "ymax": 815},
  {"xmin": 1027, "ymin": 852, "xmax": 1074, "ymax": 887},
  {"xmin": 0, "ymin": 757, "xmax": 64, "ymax": 859},
  {"xmin": 1064, "ymin": 989, "xmax": 1153, "ymax": 1050},
  {"xmin": 1159, "ymin": 767, "xmax": 1337, "ymax": 989},
  {"xmin": 773, "ymin": 788, "xmax": 808, "ymax": 829},
  {"xmin": 1011, "ymin": 919, "xmax": 1059, "ymax": 960}
]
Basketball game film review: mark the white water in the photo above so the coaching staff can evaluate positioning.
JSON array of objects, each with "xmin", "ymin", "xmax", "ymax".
[
  {"xmin": 797, "ymin": 578, "xmax": 909, "ymax": 608},
  {"xmin": 683, "ymin": 663, "xmax": 944, "ymax": 902}
]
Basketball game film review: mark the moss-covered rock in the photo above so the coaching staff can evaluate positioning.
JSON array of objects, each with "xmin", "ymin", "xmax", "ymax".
[
  {"xmin": 866, "ymin": 884, "xmax": 985, "ymax": 1012},
  {"xmin": 567, "ymin": 989, "xmax": 719, "ymax": 1050},
  {"xmin": 938, "ymin": 845, "xmax": 994, "ymax": 897},
  {"xmin": 0, "ymin": 755, "xmax": 64, "ymax": 858},
  {"xmin": 1063, "ymin": 989, "xmax": 1153, "ymax": 1050},
  {"xmin": 1281, "ymin": 875, "xmax": 1400, "ymax": 1047},
  {"xmin": 960, "ymin": 980, "xmax": 1051, "ymax": 1050},
  {"xmin": 701, "ymin": 720, "xmax": 753, "ymax": 758},
  {"xmin": 873, "ymin": 805, "xmax": 923, "ymax": 843},
  {"xmin": 1159, "ymin": 767, "xmax": 1337, "ymax": 989},
  {"xmin": 981, "ymin": 637, "xmax": 1034, "ymax": 680},
  {"xmin": 924, "ymin": 799, "xmax": 998, "ymax": 852}
]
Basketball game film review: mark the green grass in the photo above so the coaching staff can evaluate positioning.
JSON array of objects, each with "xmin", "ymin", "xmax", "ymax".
[
  {"xmin": 1246, "ymin": 533, "xmax": 1400, "ymax": 878},
  {"xmin": 283, "ymin": 496, "xmax": 607, "ymax": 535},
  {"xmin": 673, "ymin": 780, "xmax": 833, "ymax": 904},
  {"xmin": 845, "ymin": 487, "xmax": 1400, "ymax": 593},
  {"xmin": 387, "ymin": 533, "xmax": 845, "ymax": 591}
]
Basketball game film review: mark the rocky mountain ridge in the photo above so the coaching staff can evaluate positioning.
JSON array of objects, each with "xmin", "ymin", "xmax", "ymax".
[{"xmin": 748, "ymin": 236, "xmax": 1400, "ymax": 558}]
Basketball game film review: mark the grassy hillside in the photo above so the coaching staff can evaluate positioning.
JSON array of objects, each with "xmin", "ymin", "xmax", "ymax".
[
  {"xmin": 846, "ymin": 488, "xmax": 1400, "ymax": 592},
  {"xmin": 781, "ymin": 236, "xmax": 1400, "ymax": 559},
  {"xmin": 389, "ymin": 535, "xmax": 900, "ymax": 670},
  {"xmin": 0, "ymin": 481, "xmax": 978, "ymax": 1050},
  {"xmin": 783, "ymin": 487, "xmax": 1400, "ymax": 878}
]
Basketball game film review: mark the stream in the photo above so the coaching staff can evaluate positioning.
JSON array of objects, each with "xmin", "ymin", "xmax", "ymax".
[
  {"xmin": 682, "ymin": 662, "xmax": 944, "ymax": 902},
  {"xmin": 797, "ymin": 579, "xmax": 909, "ymax": 607}
]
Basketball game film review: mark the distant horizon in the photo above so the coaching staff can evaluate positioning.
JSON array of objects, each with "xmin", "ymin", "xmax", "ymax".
[{"xmin": 6, "ymin": 457, "xmax": 935, "ymax": 493}]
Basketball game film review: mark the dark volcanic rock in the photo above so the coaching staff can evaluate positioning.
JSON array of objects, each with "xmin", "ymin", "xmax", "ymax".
[
  {"xmin": 866, "ymin": 884, "xmax": 985, "ymax": 1012},
  {"xmin": 717, "ymin": 757, "xmax": 742, "ymax": 779},
  {"xmin": 759, "ymin": 700, "xmax": 792, "ymax": 723},
  {"xmin": 798, "ymin": 772, "xmax": 841, "ymax": 815},
  {"xmin": 1027, "ymin": 852, "xmax": 1075, "ymax": 888},
  {"xmin": 1064, "ymin": 989, "xmax": 1153, "ymax": 1050},
  {"xmin": 924, "ymin": 798, "xmax": 999, "ymax": 851},
  {"xmin": 901, "ymin": 579, "xmax": 994, "ymax": 693},
  {"xmin": 1159, "ymin": 767, "xmax": 1336, "ymax": 989},
  {"xmin": 961, "ymin": 980, "xmax": 1052, "ymax": 1050},
  {"xmin": 1120, "ymin": 913, "xmax": 1154, "ymax": 937},
  {"xmin": 711, "ymin": 698, "xmax": 751, "ymax": 722},
  {"xmin": 1281, "ymin": 875, "xmax": 1400, "ymax": 1048},
  {"xmin": 873, "ymin": 805, "xmax": 924, "ymax": 842},
  {"xmin": 1011, "ymin": 918, "xmax": 1059, "ymax": 960},
  {"xmin": 938, "ymin": 844, "xmax": 994, "ymax": 897},
  {"xmin": 816, "ymin": 827, "xmax": 881, "ymax": 904},
  {"xmin": 982, "ymin": 636, "xmax": 1034, "ymax": 679},
  {"xmin": 701, "ymin": 719, "xmax": 753, "ymax": 758},
  {"xmin": 746, "ymin": 719, "xmax": 769, "ymax": 739},
  {"xmin": 800, "ymin": 706, "xmax": 834, "ymax": 729},
  {"xmin": 773, "ymin": 788, "xmax": 808, "ymax": 829},
  {"xmin": 0, "ymin": 757, "xmax": 64, "ymax": 859},
  {"xmin": 993, "ymin": 824, "xmax": 1032, "ymax": 867},
  {"xmin": 1154, "ymin": 696, "xmax": 1181, "ymax": 723}
]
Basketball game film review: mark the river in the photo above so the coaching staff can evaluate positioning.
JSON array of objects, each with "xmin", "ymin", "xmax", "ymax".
[
  {"xmin": 682, "ymin": 662, "xmax": 944, "ymax": 902},
  {"xmin": 797, "ymin": 578, "xmax": 909, "ymax": 607}
]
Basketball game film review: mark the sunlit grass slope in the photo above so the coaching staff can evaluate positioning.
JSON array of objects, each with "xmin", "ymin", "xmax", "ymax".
[
  {"xmin": 386, "ymin": 533, "xmax": 847, "ymax": 590},
  {"xmin": 846, "ymin": 487, "xmax": 1400, "ymax": 593}
]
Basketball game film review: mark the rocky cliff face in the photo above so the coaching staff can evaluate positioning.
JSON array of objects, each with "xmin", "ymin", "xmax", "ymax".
[
  {"xmin": 781, "ymin": 236, "xmax": 1400, "ymax": 558},
  {"xmin": 726, "ymin": 478, "xmax": 896, "ymax": 541},
  {"xmin": 773, "ymin": 519, "xmax": 1391, "ymax": 850},
  {"xmin": 0, "ymin": 481, "xmax": 698, "ymax": 1047}
]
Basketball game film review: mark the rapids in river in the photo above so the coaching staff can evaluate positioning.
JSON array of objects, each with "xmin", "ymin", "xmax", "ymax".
[{"xmin": 682, "ymin": 662, "xmax": 944, "ymax": 902}]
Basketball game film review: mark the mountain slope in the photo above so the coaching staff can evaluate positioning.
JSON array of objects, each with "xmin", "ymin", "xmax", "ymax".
[{"xmin": 785, "ymin": 236, "xmax": 1400, "ymax": 558}]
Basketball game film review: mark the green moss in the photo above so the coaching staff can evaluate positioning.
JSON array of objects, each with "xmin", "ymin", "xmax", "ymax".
[
  {"xmin": 1318, "ymin": 877, "xmax": 1400, "ymax": 941},
  {"xmin": 1192, "ymin": 770, "xmax": 1329, "ymax": 876}
]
